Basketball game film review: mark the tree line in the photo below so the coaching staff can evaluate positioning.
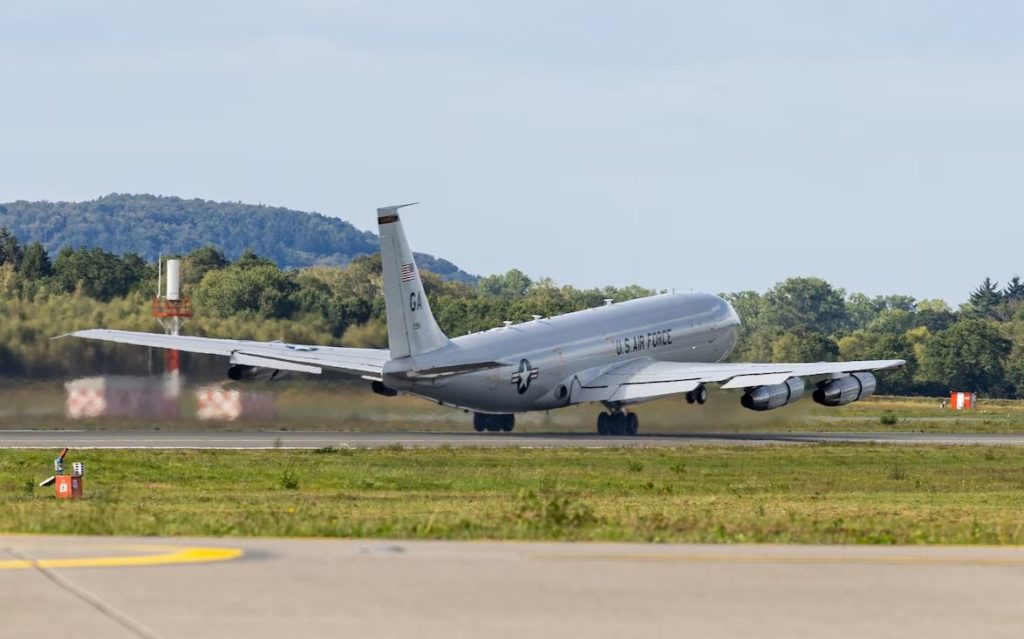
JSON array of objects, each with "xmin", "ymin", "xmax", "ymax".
[
  {"xmin": 724, "ymin": 277, "xmax": 1022, "ymax": 397},
  {"xmin": 1, "ymin": 226, "xmax": 1022, "ymax": 397}
]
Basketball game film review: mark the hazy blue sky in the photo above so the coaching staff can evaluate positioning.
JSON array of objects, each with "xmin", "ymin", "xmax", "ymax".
[{"xmin": 2, "ymin": 1, "xmax": 1022, "ymax": 302}]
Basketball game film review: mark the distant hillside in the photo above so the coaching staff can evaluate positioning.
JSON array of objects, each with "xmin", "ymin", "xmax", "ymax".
[{"xmin": 0, "ymin": 194, "xmax": 475, "ymax": 282}]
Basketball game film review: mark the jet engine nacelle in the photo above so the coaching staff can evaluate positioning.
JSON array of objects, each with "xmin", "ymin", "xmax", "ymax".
[
  {"xmin": 812, "ymin": 372, "xmax": 876, "ymax": 407},
  {"xmin": 227, "ymin": 364, "xmax": 283, "ymax": 382},
  {"xmin": 741, "ymin": 377, "xmax": 805, "ymax": 411}
]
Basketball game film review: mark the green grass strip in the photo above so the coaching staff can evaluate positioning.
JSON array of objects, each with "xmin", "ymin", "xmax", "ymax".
[{"xmin": 3, "ymin": 445, "xmax": 1024, "ymax": 544}]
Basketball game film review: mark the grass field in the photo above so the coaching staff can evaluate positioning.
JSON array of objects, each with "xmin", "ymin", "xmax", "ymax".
[
  {"xmin": 4, "ymin": 445, "xmax": 1024, "ymax": 544},
  {"xmin": 3, "ymin": 379, "xmax": 1024, "ymax": 433}
]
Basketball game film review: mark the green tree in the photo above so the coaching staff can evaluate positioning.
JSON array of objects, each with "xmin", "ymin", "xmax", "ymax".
[
  {"xmin": 605, "ymin": 284, "xmax": 656, "ymax": 301},
  {"xmin": 1007, "ymin": 357, "xmax": 1024, "ymax": 399},
  {"xmin": 838, "ymin": 330, "xmax": 878, "ymax": 361},
  {"xmin": 883, "ymin": 295, "xmax": 917, "ymax": 312},
  {"xmin": 723, "ymin": 290, "xmax": 763, "ymax": 343},
  {"xmin": 1002, "ymin": 276, "xmax": 1024, "ymax": 319},
  {"xmin": 194, "ymin": 263, "xmax": 297, "ymax": 318},
  {"xmin": 0, "ymin": 262, "xmax": 15, "ymax": 296},
  {"xmin": 53, "ymin": 247, "xmax": 151, "ymax": 301},
  {"xmin": 1004, "ymin": 276, "xmax": 1024, "ymax": 302},
  {"xmin": 904, "ymin": 326, "xmax": 933, "ymax": 373},
  {"xmin": 0, "ymin": 227, "xmax": 22, "ymax": 268},
  {"xmin": 844, "ymin": 294, "xmax": 914, "ymax": 332},
  {"xmin": 967, "ymin": 277, "xmax": 1003, "ymax": 319},
  {"xmin": 770, "ymin": 327, "xmax": 838, "ymax": 362},
  {"xmin": 478, "ymin": 269, "xmax": 533, "ymax": 300},
  {"xmin": 19, "ymin": 242, "xmax": 52, "ymax": 279},
  {"xmin": 867, "ymin": 333, "xmax": 918, "ymax": 394},
  {"xmin": 844, "ymin": 293, "xmax": 885, "ymax": 331},
  {"xmin": 292, "ymin": 270, "xmax": 373, "ymax": 337},
  {"xmin": 761, "ymin": 277, "xmax": 847, "ymax": 335},
  {"xmin": 867, "ymin": 309, "xmax": 916, "ymax": 336},
  {"xmin": 915, "ymin": 299, "xmax": 957, "ymax": 333},
  {"xmin": 293, "ymin": 256, "xmax": 385, "ymax": 328},
  {"xmin": 920, "ymin": 320, "xmax": 1012, "ymax": 395},
  {"xmin": 234, "ymin": 248, "xmax": 277, "ymax": 270},
  {"xmin": 183, "ymin": 245, "xmax": 228, "ymax": 287},
  {"xmin": 340, "ymin": 318, "xmax": 388, "ymax": 348}
]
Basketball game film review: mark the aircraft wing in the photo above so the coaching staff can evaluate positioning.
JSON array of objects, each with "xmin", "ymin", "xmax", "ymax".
[
  {"xmin": 570, "ymin": 358, "xmax": 905, "ymax": 404},
  {"xmin": 64, "ymin": 329, "xmax": 390, "ymax": 378}
]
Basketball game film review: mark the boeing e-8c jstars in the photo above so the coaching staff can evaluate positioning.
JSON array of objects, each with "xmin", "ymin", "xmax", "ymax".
[{"xmin": 68, "ymin": 204, "xmax": 903, "ymax": 435}]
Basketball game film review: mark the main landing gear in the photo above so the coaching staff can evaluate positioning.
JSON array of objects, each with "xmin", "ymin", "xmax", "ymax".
[
  {"xmin": 473, "ymin": 413, "xmax": 515, "ymax": 432},
  {"xmin": 685, "ymin": 384, "xmax": 708, "ymax": 405},
  {"xmin": 596, "ymin": 410, "xmax": 639, "ymax": 436}
]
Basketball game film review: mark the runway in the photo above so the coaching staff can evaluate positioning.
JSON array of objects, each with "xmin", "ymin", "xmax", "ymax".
[
  {"xmin": 3, "ymin": 535, "xmax": 1023, "ymax": 638},
  {"xmin": 2, "ymin": 429, "xmax": 1024, "ymax": 449}
]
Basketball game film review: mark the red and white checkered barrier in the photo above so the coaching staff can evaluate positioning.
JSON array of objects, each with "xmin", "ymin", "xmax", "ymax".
[
  {"xmin": 196, "ymin": 386, "xmax": 276, "ymax": 421},
  {"xmin": 66, "ymin": 377, "xmax": 179, "ymax": 419},
  {"xmin": 66, "ymin": 387, "xmax": 107, "ymax": 419}
]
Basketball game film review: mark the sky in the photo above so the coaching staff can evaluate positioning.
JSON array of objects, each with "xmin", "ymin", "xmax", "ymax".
[{"xmin": 2, "ymin": 1, "xmax": 1023, "ymax": 304}]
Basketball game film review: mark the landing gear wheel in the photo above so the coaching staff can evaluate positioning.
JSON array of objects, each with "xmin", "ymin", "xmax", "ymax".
[
  {"xmin": 597, "ymin": 412, "xmax": 610, "ymax": 435},
  {"xmin": 685, "ymin": 392, "xmax": 696, "ymax": 404},
  {"xmin": 626, "ymin": 412, "xmax": 639, "ymax": 436},
  {"xmin": 609, "ymin": 412, "xmax": 626, "ymax": 436},
  {"xmin": 474, "ymin": 413, "xmax": 514, "ymax": 433}
]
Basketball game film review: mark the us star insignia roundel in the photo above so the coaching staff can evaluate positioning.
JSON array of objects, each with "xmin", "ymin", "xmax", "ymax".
[{"xmin": 511, "ymin": 359, "xmax": 539, "ymax": 394}]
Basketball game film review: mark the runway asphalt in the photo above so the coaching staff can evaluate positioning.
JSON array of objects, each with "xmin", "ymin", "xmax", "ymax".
[
  {"xmin": 3, "ymin": 534, "xmax": 1023, "ymax": 638},
  {"xmin": 3, "ymin": 429, "xmax": 1024, "ymax": 448}
]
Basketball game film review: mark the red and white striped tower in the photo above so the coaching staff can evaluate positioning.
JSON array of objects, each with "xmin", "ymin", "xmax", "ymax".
[{"xmin": 152, "ymin": 258, "xmax": 192, "ymax": 397}]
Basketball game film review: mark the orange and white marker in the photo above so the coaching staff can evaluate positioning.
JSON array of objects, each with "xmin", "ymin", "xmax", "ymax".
[{"xmin": 950, "ymin": 391, "xmax": 977, "ymax": 410}]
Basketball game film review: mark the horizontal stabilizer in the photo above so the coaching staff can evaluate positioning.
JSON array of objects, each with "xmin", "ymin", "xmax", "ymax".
[{"xmin": 62, "ymin": 329, "xmax": 389, "ymax": 377}]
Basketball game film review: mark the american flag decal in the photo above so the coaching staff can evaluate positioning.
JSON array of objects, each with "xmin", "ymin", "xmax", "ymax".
[{"xmin": 400, "ymin": 263, "xmax": 415, "ymax": 282}]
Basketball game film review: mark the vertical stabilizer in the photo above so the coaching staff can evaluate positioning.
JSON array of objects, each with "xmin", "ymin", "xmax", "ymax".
[{"xmin": 378, "ymin": 204, "xmax": 451, "ymax": 358}]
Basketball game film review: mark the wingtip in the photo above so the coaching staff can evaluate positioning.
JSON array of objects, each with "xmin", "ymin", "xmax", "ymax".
[{"xmin": 53, "ymin": 329, "xmax": 101, "ymax": 341}]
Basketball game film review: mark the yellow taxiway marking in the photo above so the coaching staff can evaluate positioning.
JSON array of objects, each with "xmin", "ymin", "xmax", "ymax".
[
  {"xmin": 0, "ymin": 545, "xmax": 243, "ymax": 570},
  {"xmin": 531, "ymin": 551, "xmax": 1024, "ymax": 567}
]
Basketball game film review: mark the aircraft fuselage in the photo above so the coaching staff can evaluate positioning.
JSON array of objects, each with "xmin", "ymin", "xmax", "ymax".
[{"xmin": 382, "ymin": 292, "xmax": 740, "ymax": 413}]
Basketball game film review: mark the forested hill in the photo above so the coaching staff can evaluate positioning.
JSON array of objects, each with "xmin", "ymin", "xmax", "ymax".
[{"xmin": 0, "ymin": 194, "xmax": 475, "ymax": 282}]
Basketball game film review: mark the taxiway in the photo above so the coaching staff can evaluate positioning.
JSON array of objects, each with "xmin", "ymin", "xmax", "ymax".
[{"xmin": 2, "ymin": 535, "xmax": 1022, "ymax": 638}]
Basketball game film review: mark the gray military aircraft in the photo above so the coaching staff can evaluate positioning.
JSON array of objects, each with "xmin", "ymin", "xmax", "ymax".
[{"xmin": 68, "ymin": 204, "xmax": 903, "ymax": 435}]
